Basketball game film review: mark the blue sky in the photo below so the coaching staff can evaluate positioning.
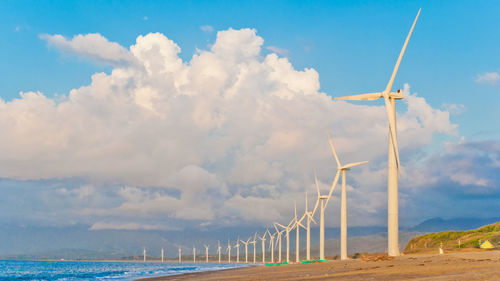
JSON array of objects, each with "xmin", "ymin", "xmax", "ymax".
[{"xmin": 0, "ymin": 0, "xmax": 499, "ymax": 231}]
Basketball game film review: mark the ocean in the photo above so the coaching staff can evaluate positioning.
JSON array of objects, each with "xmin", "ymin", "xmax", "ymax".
[{"xmin": 0, "ymin": 260, "xmax": 249, "ymax": 280}]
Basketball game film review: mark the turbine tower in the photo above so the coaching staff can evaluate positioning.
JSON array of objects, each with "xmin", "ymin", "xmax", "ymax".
[
  {"xmin": 333, "ymin": 9, "xmax": 421, "ymax": 257},
  {"xmin": 161, "ymin": 248, "xmax": 164, "ymax": 262},
  {"xmin": 204, "ymin": 245, "xmax": 209, "ymax": 263},
  {"xmin": 217, "ymin": 241, "xmax": 222, "ymax": 263},
  {"xmin": 193, "ymin": 246, "xmax": 196, "ymax": 263},
  {"xmin": 178, "ymin": 246, "xmax": 182, "ymax": 262},
  {"xmin": 327, "ymin": 131, "xmax": 368, "ymax": 260},
  {"xmin": 294, "ymin": 202, "xmax": 306, "ymax": 262},
  {"xmin": 143, "ymin": 247, "xmax": 146, "ymax": 262}
]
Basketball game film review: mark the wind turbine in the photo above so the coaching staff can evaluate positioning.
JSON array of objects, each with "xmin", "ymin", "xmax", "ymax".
[
  {"xmin": 217, "ymin": 241, "xmax": 222, "ymax": 263},
  {"xmin": 333, "ymin": 9, "xmax": 421, "ymax": 256},
  {"xmin": 274, "ymin": 224, "xmax": 285, "ymax": 262},
  {"xmin": 250, "ymin": 233, "xmax": 257, "ymax": 263},
  {"xmin": 300, "ymin": 191, "xmax": 317, "ymax": 260},
  {"xmin": 193, "ymin": 246, "xmax": 196, "ymax": 263},
  {"xmin": 276, "ymin": 218, "xmax": 296, "ymax": 263},
  {"xmin": 266, "ymin": 229, "xmax": 276, "ymax": 263},
  {"xmin": 258, "ymin": 231, "xmax": 267, "ymax": 263},
  {"xmin": 234, "ymin": 238, "xmax": 240, "ymax": 263},
  {"xmin": 327, "ymin": 131, "xmax": 368, "ymax": 260},
  {"xmin": 294, "ymin": 202, "xmax": 306, "ymax": 262},
  {"xmin": 204, "ymin": 245, "xmax": 209, "ymax": 263},
  {"xmin": 313, "ymin": 169, "xmax": 339, "ymax": 261},
  {"xmin": 143, "ymin": 248, "xmax": 147, "ymax": 262},
  {"xmin": 226, "ymin": 240, "xmax": 232, "ymax": 262},
  {"xmin": 241, "ymin": 237, "xmax": 251, "ymax": 263},
  {"xmin": 161, "ymin": 248, "xmax": 164, "ymax": 262},
  {"xmin": 178, "ymin": 246, "xmax": 182, "ymax": 262}
]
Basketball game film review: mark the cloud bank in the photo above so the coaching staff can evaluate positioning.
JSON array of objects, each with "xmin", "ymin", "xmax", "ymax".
[{"xmin": 0, "ymin": 28, "xmax": 469, "ymax": 229}]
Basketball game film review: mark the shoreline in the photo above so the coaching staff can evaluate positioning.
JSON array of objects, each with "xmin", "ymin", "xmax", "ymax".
[{"xmin": 136, "ymin": 250, "xmax": 500, "ymax": 280}]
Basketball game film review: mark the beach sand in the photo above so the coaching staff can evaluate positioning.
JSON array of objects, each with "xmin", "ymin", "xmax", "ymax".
[{"xmin": 137, "ymin": 250, "xmax": 500, "ymax": 280}]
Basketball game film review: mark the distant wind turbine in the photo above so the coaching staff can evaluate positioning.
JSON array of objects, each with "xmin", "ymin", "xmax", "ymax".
[
  {"xmin": 250, "ymin": 233, "xmax": 257, "ymax": 263},
  {"xmin": 193, "ymin": 246, "xmax": 196, "ymax": 263},
  {"xmin": 258, "ymin": 231, "xmax": 267, "ymax": 263},
  {"xmin": 217, "ymin": 241, "xmax": 222, "ymax": 263},
  {"xmin": 300, "ymin": 191, "xmax": 317, "ymax": 260},
  {"xmin": 327, "ymin": 131, "xmax": 368, "ymax": 260},
  {"xmin": 161, "ymin": 248, "xmax": 164, "ymax": 262},
  {"xmin": 178, "ymin": 246, "xmax": 182, "ymax": 262},
  {"xmin": 276, "ymin": 218, "xmax": 295, "ymax": 263},
  {"xmin": 266, "ymin": 229, "xmax": 276, "ymax": 263},
  {"xmin": 204, "ymin": 245, "xmax": 209, "ymax": 263},
  {"xmin": 235, "ymin": 237, "xmax": 240, "ymax": 263},
  {"xmin": 241, "ymin": 237, "xmax": 251, "ymax": 263},
  {"xmin": 333, "ymin": 9, "xmax": 421, "ymax": 257},
  {"xmin": 274, "ymin": 224, "xmax": 285, "ymax": 262},
  {"xmin": 143, "ymin": 247, "xmax": 146, "ymax": 262},
  {"xmin": 226, "ymin": 240, "xmax": 232, "ymax": 262},
  {"xmin": 294, "ymin": 202, "xmax": 306, "ymax": 262}
]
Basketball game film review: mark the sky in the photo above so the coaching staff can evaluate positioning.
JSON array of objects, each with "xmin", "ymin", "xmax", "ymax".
[{"xmin": 0, "ymin": 0, "xmax": 499, "ymax": 233}]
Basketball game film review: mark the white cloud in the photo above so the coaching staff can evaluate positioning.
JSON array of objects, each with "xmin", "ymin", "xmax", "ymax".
[
  {"xmin": 0, "ymin": 28, "xmax": 459, "ymax": 227},
  {"xmin": 90, "ymin": 222, "xmax": 165, "ymax": 230},
  {"xmin": 475, "ymin": 72, "xmax": 500, "ymax": 85},
  {"xmin": 40, "ymin": 33, "xmax": 137, "ymax": 66},
  {"xmin": 266, "ymin": 46, "xmax": 290, "ymax": 57},
  {"xmin": 200, "ymin": 25, "xmax": 214, "ymax": 33}
]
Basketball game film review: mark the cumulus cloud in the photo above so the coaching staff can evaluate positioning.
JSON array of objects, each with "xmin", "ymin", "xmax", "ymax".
[
  {"xmin": 40, "ymin": 33, "xmax": 137, "ymax": 66},
  {"xmin": 0, "ymin": 28, "xmax": 462, "ymax": 228},
  {"xmin": 475, "ymin": 72, "xmax": 500, "ymax": 85}
]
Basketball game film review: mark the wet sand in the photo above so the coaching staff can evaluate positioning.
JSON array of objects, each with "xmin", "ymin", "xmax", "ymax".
[{"xmin": 137, "ymin": 250, "xmax": 500, "ymax": 280}]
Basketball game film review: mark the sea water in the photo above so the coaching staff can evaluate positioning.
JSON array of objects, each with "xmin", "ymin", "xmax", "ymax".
[{"xmin": 0, "ymin": 260, "xmax": 248, "ymax": 280}]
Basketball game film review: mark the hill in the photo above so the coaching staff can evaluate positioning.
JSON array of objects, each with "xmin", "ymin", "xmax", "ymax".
[{"xmin": 404, "ymin": 222, "xmax": 500, "ymax": 253}]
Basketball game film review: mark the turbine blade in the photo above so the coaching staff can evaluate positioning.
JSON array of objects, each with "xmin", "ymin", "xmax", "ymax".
[
  {"xmin": 334, "ymin": 92, "xmax": 383, "ymax": 101},
  {"xmin": 341, "ymin": 161, "xmax": 369, "ymax": 169},
  {"xmin": 326, "ymin": 131, "xmax": 341, "ymax": 167},
  {"xmin": 384, "ymin": 96, "xmax": 401, "ymax": 173},
  {"xmin": 308, "ymin": 213, "xmax": 317, "ymax": 224},
  {"xmin": 305, "ymin": 191, "xmax": 308, "ymax": 212},
  {"xmin": 384, "ymin": 8, "xmax": 421, "ymax": 93},
  {"xmin": 314, "ymin": 170, "xmax": 320, "ymax": 198},
  {"xmin": 325, "ymin": 170, "xmax": 341, "ymax": 207}
]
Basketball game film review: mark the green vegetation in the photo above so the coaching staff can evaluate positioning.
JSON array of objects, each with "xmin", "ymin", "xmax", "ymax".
[{"xmin": 404, "ymin": 222, "xmax": 500, "ymax": 253}]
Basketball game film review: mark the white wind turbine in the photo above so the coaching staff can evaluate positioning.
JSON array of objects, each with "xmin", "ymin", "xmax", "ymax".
[
  {"xmin": 299, "ymin": 191, "xmax": 317, "ymax": 260},
  {"xmin": 143, "ymin": 248, "xmax": 146, "ymax": 262},
  {"xmin": 333, "ymin": 9, "xmax": 421, "ymax": 256},
  {"xmin": 178, "ymin": 246, "xmax": 182, "ymax": 262},
  {"xmin": 250, "ymin": 233, "xmax": 257, "ymax": 263},
  {"xmin": 226, "ymin": 240, "xmax": 232, "ymax": 263},
  {"xmin": 294, "ymin": 202, "xmax": 306, "ymax": 262},
  {"xmin": 161, "ymin": 248, "xmax": 164, "ymax": 262},
  {"xmin": 217, "ymin": 241, "xmax": 222, "ymax": 263},
  {"xmin": 266, "ymin": 229, "xmax": 276, "ymax": 263},
  {"xmin": 276, "ymin": 218, "xmax": 296, "ymax": 263},
  {"xmin": 241, "ymin": 237, "xmax": 251, "ymax": 263},
  {"xmin": 273, "ymin": 224, "xmax": 285, "ymax": 262},
  {"xmin": 204, "ymin": 245, "xmax": 209, "ymax": 263},
  {"xmin": 313, "ymin": 169, "xmax": 338, "ymax": 261},
  {"xmin": 327, "ymin": 131, "xmax": 368, "ymax": 260},
  {"xmin": 193, "ymin": 246, "xmax": 196, "ymax": 263},
  {"xmin": 258, "ymin": 231, "xmax": 267, "ymax": 263},
  {"xmin": 234, "ymin": 238, "xmax": 240, "ymax": 263}
]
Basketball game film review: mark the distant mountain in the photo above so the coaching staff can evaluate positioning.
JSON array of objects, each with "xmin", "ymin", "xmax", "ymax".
[
  {"xmin": 404, "ymin": 222, "xmax": 500, "ymax": 253},
  {"xmin": 408, "ymin": 217, "xmax": 500, "ymax": 233}
]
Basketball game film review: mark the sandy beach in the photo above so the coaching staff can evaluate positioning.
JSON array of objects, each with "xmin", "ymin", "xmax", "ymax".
[{"xmin": 137, "ymin": 250, "xmax": 500, "ymax": 280}]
